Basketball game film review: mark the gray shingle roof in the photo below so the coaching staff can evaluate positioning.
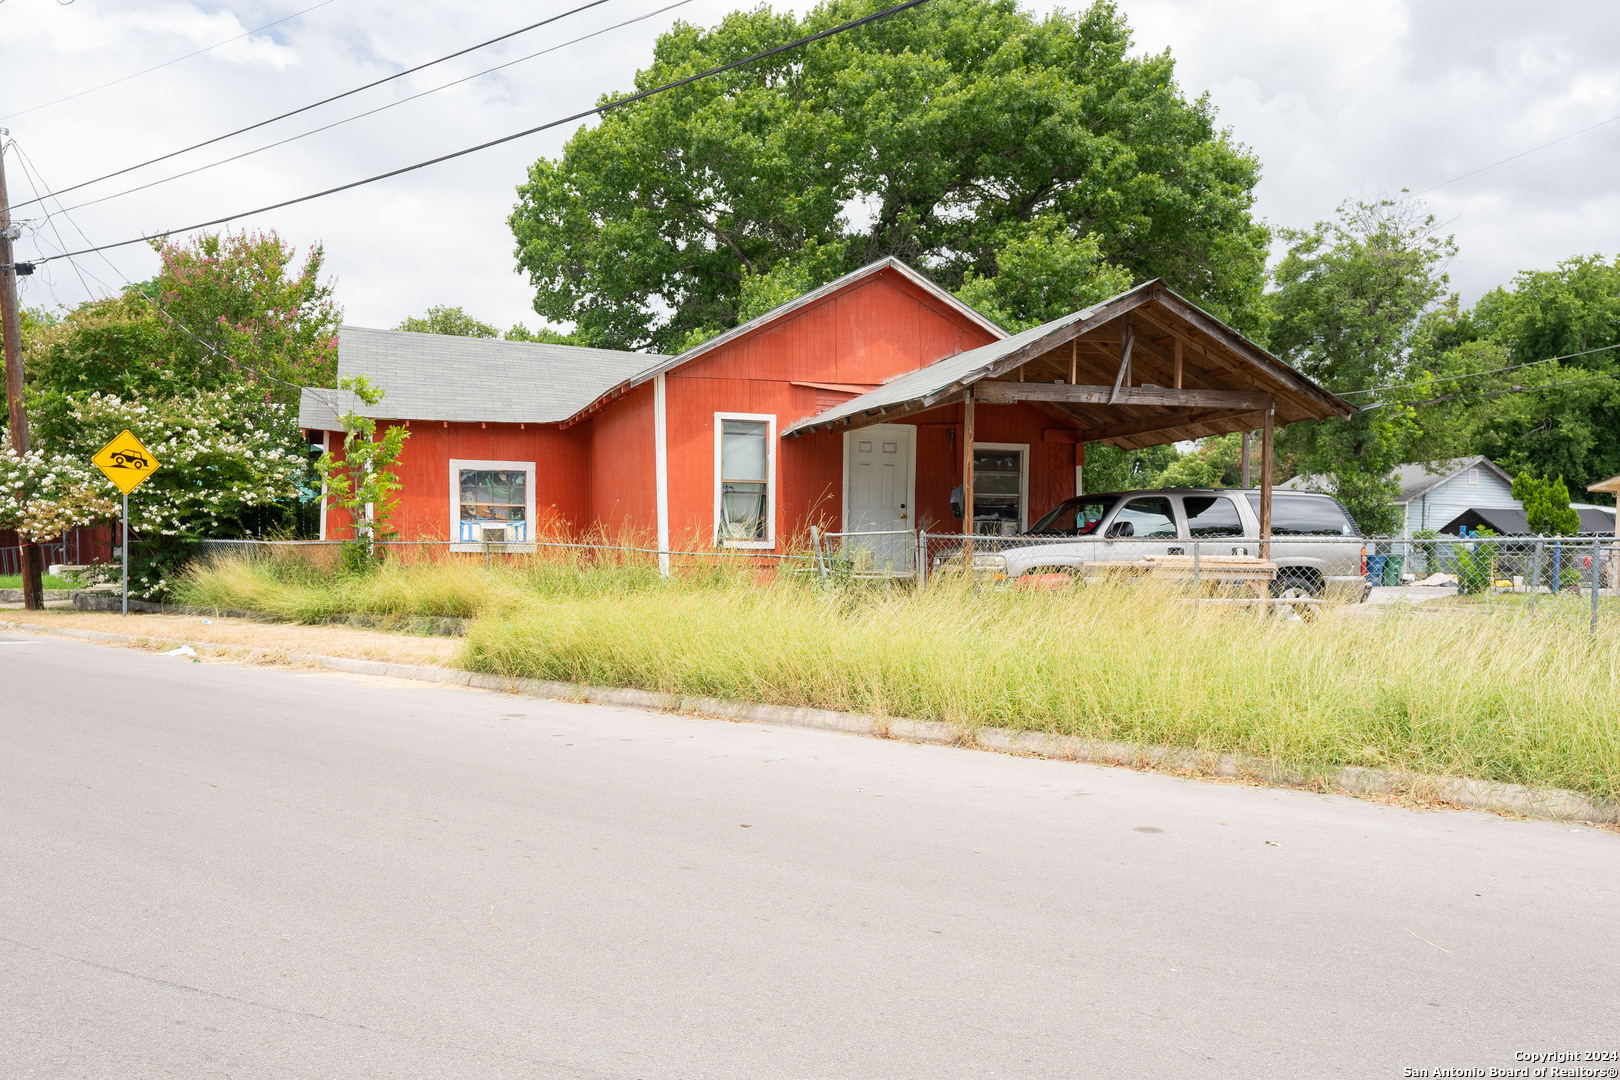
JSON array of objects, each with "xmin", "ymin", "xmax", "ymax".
[
  {"xmin": 1281, "ymin": 456, "xmax": 1517, "ymax": 502},
  {"xmin": 297, "ymin": 326, "xmax": 665, "ymax": 429}
]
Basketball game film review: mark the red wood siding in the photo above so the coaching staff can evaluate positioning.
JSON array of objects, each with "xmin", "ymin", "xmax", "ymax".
[
  {"xmin": 587, "ymin": 381, "xmax": 655, "ymax": 540},
  {"xmin": 661, "ymin": 267, "xmax": 1000, "ymax": 547},
  {"xmin": 324, "ymin": 420, "xmax": 591, "ymax": 541},
  {"xmin": 900, "ymin": 403, "xmax": 1076, "ymax": 533},
  {"xmin": 320, "ymin": 265, "xmax": 1030, "ymax": 546}
]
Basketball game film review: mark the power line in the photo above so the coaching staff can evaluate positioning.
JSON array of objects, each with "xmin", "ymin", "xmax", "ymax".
[
  {"xmin": 1, "ymin": 0, "xmax": 343, "ymax": 121},
  {"xmin": 1338, "ymin": 341, "xmax": 1620, "ymax": 397},
  {"xmin": 30, "ymin": 0, "xmax": 935, "ymax": 267},
  {"xmin": 5, "ymin": 0, "xmax": 620, "ymax": 213},
  {"xmin": 1416, "ymin": 110, "xmax": 1620, "ymax": 195},
  {"xmin": 57, "ymin": 0, "xmax": 696, "ymax": 217},
  {"xmin": 1367, "ymin": 372, "xmax": 1620, "ymax": 410},
  {"xmin": 5, "ymin": 136, "xmax": 95, "ymax": 301},
  {"xmin": 10, "ymin": 140, "xmax": 332, "ymax": 406}
]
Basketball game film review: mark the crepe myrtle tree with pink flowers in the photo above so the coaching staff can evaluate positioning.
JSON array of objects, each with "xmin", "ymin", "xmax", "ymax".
[{"xmin": 18, "ymin": 228, "xmax": 340, "ymax": 550}]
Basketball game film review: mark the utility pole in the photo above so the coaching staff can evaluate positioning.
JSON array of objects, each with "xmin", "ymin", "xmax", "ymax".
[{"xmin": 0, "ymin": 128, "xmax": 45, "ymax": 611}]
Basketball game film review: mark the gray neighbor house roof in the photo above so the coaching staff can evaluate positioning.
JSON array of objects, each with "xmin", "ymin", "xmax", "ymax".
[
  {"xmin": 298, "ymin": 326, "xmax": 666, "ymax": 429},
  {"xmin": 1280, "ymin": 456, "xmax": 1516, "ymax": 504}
]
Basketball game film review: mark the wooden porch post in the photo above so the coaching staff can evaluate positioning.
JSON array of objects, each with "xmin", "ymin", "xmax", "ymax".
[
  {"xmin": 1259, "ymin": 407, "xmax": 1274, "ymax": 560},
  {"xmin": 962, "ymin": 388, "xmax": 976, "ymax": 536}
]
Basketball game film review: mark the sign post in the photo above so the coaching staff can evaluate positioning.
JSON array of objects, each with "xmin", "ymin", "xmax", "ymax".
[{"xmin": 91, "ymin": 429, "xmax": 160, "ymax": 616}]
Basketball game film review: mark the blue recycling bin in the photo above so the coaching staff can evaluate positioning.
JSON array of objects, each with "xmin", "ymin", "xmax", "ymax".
[{"xmin": 1365, "ymin": 554, "xmax": 1388, "ymax": 583}]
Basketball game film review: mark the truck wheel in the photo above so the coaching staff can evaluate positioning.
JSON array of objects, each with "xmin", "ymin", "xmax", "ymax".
[{"xmin": 1271, "ymin": 570, "xmax": 1323, "ymax": 620}]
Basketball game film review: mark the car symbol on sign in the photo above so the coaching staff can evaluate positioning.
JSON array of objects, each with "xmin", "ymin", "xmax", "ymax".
[{"xmin": 110, "ymin": 451, "xmax": 150, "ymax": 469}]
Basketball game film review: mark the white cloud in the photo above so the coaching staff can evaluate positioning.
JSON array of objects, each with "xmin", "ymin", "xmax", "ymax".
[{"xmin": 3, "ymin": 0, "xmax": 1617, "ymax": 335}]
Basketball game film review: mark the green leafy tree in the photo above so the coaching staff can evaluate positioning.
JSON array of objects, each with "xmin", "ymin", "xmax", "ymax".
[
  {"xmin": 1081, "ymin": 443, "xmax": 1181, "ymax": 493},
  {"xmin": 398, "ymin": 305, "xmax": 499, "ymax": 338},
  {"xmin": 510, "ymin": 0, "xmax": 1269, "ymax": 352},
  {"xmin": 24, "ymin": 229, "xmax": 339, "ymax": 444},
  {"xmin": 1423, "ymin": 256, "xmax": 1620, "ymax": 494},
  {"xmin": 503, "ymin": 323, "xmax": 575, "ymax": 344},
  {"xmin": 1512, "ymin": 472, "xmax": 1580, "ymax": 536},
  {"xmin": 144, "ymin": 229, "xmax": 340, "ymax": 394},
  {"xmin": 314, "ymin": 376, "xmax": 410, "ymax": 569},
  {"xmin": 1150, "ymin": 433, "xmax": 1245, "ymax": 489},
  {"xmin": 1266, "ymin": 196, "xmax": 1455, "ymax": 534}
]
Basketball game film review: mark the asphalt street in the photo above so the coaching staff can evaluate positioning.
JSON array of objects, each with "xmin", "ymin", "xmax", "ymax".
[{"xmin": 2, "ymin": 630, "xmax": 1617, "ymax": 1078}]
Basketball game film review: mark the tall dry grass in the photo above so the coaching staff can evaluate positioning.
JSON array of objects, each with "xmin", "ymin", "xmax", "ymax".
[{"xmin": 177, "ymin": 553, "xmax": 1620, "ymax": 799}]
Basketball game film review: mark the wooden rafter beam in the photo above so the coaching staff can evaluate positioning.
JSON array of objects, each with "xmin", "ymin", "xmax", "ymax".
[
  {"xmin": 974, "ymin": 383, "xmax": 1274, "ymax": 411},
  {"xmin": 1079, "ymin": 407, "xmax": 1268, "ymax": 445}
]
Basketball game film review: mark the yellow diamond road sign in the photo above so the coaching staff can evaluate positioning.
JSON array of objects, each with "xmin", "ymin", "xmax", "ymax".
[{"xmin": 92, "ymin": 429, "xmax": 161, "ymax": 494}]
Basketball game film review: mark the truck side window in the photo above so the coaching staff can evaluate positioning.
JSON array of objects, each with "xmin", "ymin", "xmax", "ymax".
[
  {"xmin": 1246, "ymin": 493, "xmax": 1358, "ymax": 536},
  {"xmin": 1113, "ymin": 497, "xmax": 1178, "ymax": 537},
  {"xmin": 1183, "ymin": 496, "xmax": 1244, "ymax": 537}
]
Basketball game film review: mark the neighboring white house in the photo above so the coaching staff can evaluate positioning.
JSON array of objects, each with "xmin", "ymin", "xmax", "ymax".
[{"xmin": 1281, "ymin": 456, "xmax": 1520, "ymax": 536}]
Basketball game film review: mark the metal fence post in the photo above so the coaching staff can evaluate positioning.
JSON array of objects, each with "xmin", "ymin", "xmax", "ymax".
[
  {"xmin": 1192, "ymin": 538, "xmax": 1201, "ymax": 590},
  {"xmin": 809, "ymin": 526, "xmax": 828, "ymax": 583},
  {"xmin": 1592, "ymin": 538, "xmax": 1602, "ymax": 637},
  {"xmin": 1528, "ymin": 538, "xmax": 1542, "ymax": 615},
  {"xmin": 917, "ymin": 528, "xmax": 927, "ymax": 588}
]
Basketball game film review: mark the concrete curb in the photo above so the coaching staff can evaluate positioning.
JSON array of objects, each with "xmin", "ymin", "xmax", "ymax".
[{"xmin": 7, "ymin": 617, "xmax": 1616, "ymax": 825}]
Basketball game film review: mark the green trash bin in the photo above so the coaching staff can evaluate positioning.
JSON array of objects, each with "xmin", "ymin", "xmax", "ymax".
[{"xmin": 1381, "ymin": 554, "xmax": 1405, "ymax": 586}]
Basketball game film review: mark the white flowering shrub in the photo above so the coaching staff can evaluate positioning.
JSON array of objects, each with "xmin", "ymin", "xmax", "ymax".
[
  {"xmin": 60, "ymin": 391, "xmax": 305, "ymax": 539},
  {"xmin": 0, "ymin": 445, "xmax": 118, "ymax": 542},
  {"xmin": 11, "ymin": 389, "xmax": 311, "ymax": 598}
]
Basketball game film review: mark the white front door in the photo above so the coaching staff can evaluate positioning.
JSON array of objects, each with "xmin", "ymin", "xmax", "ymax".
[{"xmin": 843, "ymin": 424, "xmax": 916, "ymax": 573}]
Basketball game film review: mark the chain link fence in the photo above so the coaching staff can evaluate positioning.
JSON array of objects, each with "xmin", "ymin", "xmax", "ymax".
[{"xmin": 185, "ymin": 529, "xmax": 1620, "ymax": 632}]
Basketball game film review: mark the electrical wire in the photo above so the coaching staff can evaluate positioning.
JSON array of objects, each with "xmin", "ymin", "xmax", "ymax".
[
  {"xmin": 1364, "ymin": 372, "xmax": 1620, "ymax": 410},
  {"xmin": 10, "ymin": 140, "xmax": 334, "ymax": 407},
  {"xmin": 0, "ymin": 0, "xmax": 342, "ymax": 121},
  {"xmin": 56, "ymin": 0, "xmax": 696, "ymax": 217},
  {"xmin": 1338, "ymin": 341, "xmax": 1620, "ymax": 397},
  {"xmin": 28, "ymin": 0, "xmax": 935, "ymax": 267},
  {"xmin": 5, "ymin": 136, "xmax": 95, "ymax": 301},
  {"xmin": 5, "ymin": 0, "xmax": 619, "ymax": 212},
  {"xmin": 1416, "ymin": 110, "xmax": 1620, "ymax": 195}
]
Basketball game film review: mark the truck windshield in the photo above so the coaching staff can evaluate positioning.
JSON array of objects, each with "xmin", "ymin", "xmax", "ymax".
[{"xmin": 1028, "ymin": 496, "xmax": 1117, "ymax": 535}]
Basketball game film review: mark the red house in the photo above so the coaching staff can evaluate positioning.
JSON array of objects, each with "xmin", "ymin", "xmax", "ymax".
[{"xmin": 300, "ymin": 258, "xmax": 1350, "ymax": 558}]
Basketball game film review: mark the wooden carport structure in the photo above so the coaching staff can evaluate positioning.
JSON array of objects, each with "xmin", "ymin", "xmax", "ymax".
[{"xmin": 785, "ymin": 279, "xmax": 1356, "ymax": 552}]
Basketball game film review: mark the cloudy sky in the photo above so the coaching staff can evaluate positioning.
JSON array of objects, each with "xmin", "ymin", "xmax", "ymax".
[{"xmin": 2, "ymin": 0, "xmax": 1617, "ymax": 333}]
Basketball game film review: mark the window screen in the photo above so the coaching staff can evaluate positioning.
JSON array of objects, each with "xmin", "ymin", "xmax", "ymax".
[
  {"xmin": 1183, "ymin": 496, "xmax": 1244, "ymax": 537},
  {"xmin": 1113, "ymin": 497, "xmax": 1178, "ymax": 537},
  {"xmin": 973, "ymin": 447, "xmax": 1024, "ymax": 533},
  {"xmin": 1246, "ymin": 493, "xmax": 1357, "ymax": 535},
  {"xmin": 719, "ymin": 419, "xmax": 769, "ymax": 541},
  {"xmin": 459, "ymin": 469, "xmax": 527, "ymax": 523}
]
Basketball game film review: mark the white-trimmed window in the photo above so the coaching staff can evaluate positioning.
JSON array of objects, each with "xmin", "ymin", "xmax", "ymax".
[
  {"xmin": 972, "ymin": 442, "xmax": 1030, "ymax": 535},
  {"xmin": 714, "ymin": 413, "xmax": 777, "ymax": 548},
  {"xmin": 450, "ymin": 459, "xmax": 536, "ymax": 546}
]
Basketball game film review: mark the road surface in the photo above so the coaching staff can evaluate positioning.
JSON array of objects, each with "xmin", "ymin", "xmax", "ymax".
[{"xmin": 3, "ymin": 630, "xmax": 1617, "ymax": 1078}]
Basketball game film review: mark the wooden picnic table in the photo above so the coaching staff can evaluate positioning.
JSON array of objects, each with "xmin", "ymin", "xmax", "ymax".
[{"xmin": 1080, "ymin": 555, "xmax": 1278, "ymax": 598}]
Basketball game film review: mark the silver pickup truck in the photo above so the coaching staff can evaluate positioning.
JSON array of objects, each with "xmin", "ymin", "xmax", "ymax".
[{"xmin": 964, "ymin": 488, "xmax": 1370, "ymax": 600}]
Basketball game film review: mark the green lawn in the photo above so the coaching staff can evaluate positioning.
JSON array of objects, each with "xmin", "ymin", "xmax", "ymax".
[{"xmin": 0, "ymin": 574, "xmax": 85, "ymax": 591}]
